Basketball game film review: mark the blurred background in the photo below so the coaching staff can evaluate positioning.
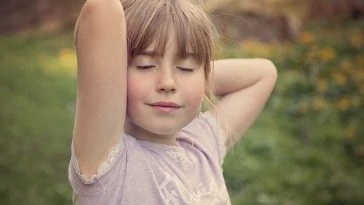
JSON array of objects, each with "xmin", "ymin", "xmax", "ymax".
[{"xmin": 0, "ymin": 0, "xmax": 363, "ymax": 204}]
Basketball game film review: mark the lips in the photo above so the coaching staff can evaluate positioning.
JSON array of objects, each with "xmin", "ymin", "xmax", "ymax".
[
  {"xmin": 149, "ymin": 102, "xmax": 181, "ymax": 108},
  {"xmin": 147, "ymin": 102, "xmax": 182, "ymax": 112}
]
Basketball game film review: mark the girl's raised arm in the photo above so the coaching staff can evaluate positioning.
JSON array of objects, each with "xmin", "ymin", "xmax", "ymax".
[
  {"xmin": 72, "ymin": 0, "xmax": 127, "ymax": 178},
  {"xmin": 212, "ymin": 58, "xmax": 277, "ymax": 149}
]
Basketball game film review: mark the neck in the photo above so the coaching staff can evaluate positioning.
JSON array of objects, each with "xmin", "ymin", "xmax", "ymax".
[{"xmin": 124, "ymin": 119, "xmax": 177, "ymax": 146}]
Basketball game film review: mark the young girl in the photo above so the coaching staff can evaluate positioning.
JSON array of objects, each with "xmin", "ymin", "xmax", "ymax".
[{"xmin": 68, "ymin": 0, "xmax": 277, "ymax": 204}]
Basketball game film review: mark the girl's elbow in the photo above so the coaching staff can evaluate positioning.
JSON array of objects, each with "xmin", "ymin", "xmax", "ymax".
[
  {"xmin": 259, "ymin": 58, "xmax": 278, "ymax": 80},
  {"xmin": 269, "ymin": 63, "xmax": 278, "ymax": 80}
]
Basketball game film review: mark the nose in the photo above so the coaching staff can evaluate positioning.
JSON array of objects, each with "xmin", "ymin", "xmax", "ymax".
[{"xmin": 156, "ymin": 68, "xmax": 176, "ymax": 93}]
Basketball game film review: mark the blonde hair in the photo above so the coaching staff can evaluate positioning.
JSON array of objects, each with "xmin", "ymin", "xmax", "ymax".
[{"xmin": 122, "ymin": 0, "xmax": 217, "ymax": 87}]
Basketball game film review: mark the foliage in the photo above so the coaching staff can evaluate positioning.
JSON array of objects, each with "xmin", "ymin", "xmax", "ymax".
[
  {"xmin": 222, "ymin": 20, "xmax": 364, "ymax": 204},
  {"xmin": 0, "ymin": 33, "xmax": 75, "ymax": 204}
]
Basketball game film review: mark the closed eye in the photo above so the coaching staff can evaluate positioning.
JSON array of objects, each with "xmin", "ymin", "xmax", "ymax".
[
  {"xmin": 177, "ymin": 67, "xmax": 194, "ymax": 72},
  {"xmin": 136, "ymin": 65, "xmax": 155, "ymax": 70}
]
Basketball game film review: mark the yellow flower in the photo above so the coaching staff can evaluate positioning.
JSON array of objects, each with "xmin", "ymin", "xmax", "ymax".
[
  {"xmin": 331, "ymin": 71, "xmax": 348, "ymax": 86},
  {"xmin": 299, "ymin": 31, "xmax": 315, "ymax": 44},
  {"xmin": 319, "ymin": 47, "xmax": 335, "ymax": 62},
  {"xmin": 340, "ymin": 60, "xmax": 352, "ymax": 73},
  {"xmin": 336, "ymin": 97, "xmax": 350, "ymax": 111},
  {"xmin": 312, "ymin": 96, "xmax": 325, "ymax": 112}
]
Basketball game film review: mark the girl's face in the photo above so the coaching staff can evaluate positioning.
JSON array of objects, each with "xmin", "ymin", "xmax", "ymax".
[{"xmin": 125, "ymin": 26, "xmax": 206, "ymax": 145}]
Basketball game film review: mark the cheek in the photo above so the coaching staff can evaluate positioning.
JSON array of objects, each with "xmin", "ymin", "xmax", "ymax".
[
  {"xmin": 127, "ymin": 72, "xmax": 150, "ymax": 101},
  {"xmin": 126, "ymin": 74, "xmax": 145, "ymax": 112},
  {"xmin": 183, "ymin": 78, "xmax": 206, "ymax": 108}
]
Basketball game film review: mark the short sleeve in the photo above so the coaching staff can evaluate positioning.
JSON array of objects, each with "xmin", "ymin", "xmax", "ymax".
[
  {"xmin": 181, "ymin": 111, "xmax": 227, "ymax": 165},
  {"xmin": 68, "ymin": 137, "xmax": 126, "ymax": 199}
]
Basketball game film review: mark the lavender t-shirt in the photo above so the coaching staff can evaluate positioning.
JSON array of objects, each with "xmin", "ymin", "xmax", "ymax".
[{"xmin": 68, "ymin": 112, "xmax": 231, "ymax": 205}]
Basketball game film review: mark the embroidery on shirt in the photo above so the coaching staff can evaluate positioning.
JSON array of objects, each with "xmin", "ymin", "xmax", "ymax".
[
  {"xmin": 166, "ymin": 150, "xmax": 193, "ymax": 171},
  {"xmin": 158, "ymin": 172, "xmax": 229, "ymax": 205}
]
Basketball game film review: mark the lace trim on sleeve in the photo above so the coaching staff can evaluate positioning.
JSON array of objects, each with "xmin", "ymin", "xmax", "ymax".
[{"xmin": 71, "ymin": 142, "xmax": 123, "ymax": 183}]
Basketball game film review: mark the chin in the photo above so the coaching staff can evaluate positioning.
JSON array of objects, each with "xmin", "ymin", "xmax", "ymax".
[{"xmin": 146, "ymin": 124, "xmax": 182, "ymax": 136}]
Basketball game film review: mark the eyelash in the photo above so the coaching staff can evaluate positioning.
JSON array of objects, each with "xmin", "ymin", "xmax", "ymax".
[
  {"xmin": 177, "ymin": 67, "xmax": 194, "ymax": 72},
  {"xmin": 136, "ymin": 65, "xmax": 155, "ymax": 70},
  {"xmin": 136, "ymin": 65, "xmax": 194, "ymax": 72}
]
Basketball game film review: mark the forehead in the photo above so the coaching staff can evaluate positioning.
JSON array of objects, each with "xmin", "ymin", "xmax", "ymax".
[
  {"xmin": 133, "ymin": 26, "xmax": 200, "ymax": 61},
  {"xmin": 141, "ymin": 38, "xmax": 196, "ymax": 58}
]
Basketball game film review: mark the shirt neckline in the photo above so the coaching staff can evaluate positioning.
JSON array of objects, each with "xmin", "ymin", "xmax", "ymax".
[{"xmin": 136, "ymin": 137, "xmax": 184, "ymax": 152}]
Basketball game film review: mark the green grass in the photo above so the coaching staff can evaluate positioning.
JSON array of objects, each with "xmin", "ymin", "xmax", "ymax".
[{"xmin": 0, "ymin": 33, "xmax": 76, "ymax": 204}]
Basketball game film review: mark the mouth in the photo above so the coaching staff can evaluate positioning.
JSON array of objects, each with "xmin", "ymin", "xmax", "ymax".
[{"xmin": 147, "ymin": 102, "xmax": 182, "ymax": 111}]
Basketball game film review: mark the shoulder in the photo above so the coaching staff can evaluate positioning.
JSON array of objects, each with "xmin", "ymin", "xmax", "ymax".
[{"xmin": 178, "ymin": 112, "xmax": 227, "ymax": 165}]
